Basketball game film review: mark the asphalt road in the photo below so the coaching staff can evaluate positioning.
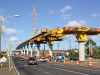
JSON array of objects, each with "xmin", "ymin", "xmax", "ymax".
[{"xmin": 12, "ymin": 57, "xmax": 100, "ymax": 75}]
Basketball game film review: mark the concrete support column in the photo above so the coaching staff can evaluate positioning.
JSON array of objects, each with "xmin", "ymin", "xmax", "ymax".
[
  {"xmin": 31, "ymin": 44, "xmax": 33, "ymax": 57},
  {"xmin": 21, "ymin": 47, "xmax": 23, "ymax": 55},
  {"xmin": 27, "ymin": 44, "xmax": 29, "ymax": 55},
  {"xmin": 37, "ymin": 46, "xmax": 40, "ymax": 58},
  {"xmin": 78, "ymin": 42, "xmax": 85, "ymax": 62},
  {"xmin": 49, "ymin": 45, "xmax": 53, "ymax": 58},
  {"xmin": 24, "ymin": 46, "xmax": 25, "ymax": 55}
]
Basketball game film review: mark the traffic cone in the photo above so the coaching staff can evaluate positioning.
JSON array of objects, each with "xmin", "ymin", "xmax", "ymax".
[
  {"xmin": 1, "ymin": 63, "xmax": 2, "ymax": 67},
  {"xmin": 89, "ymin": 61, "xmax": 92, "ymax": 66},
  {"xmin": 54, "ymin": 59, "xmax": 56, "ymax": 63},
  {"xmin": 47, "ymin": 59, "xmax": 49, "ymax": 62},
  {"xmin": 76, "ymin": 60, "xmax": 79, "ymax": 65},
  {"xmin": 11, "ymin": 65, "xmax": 13, "ymax": 70},
  {"xmin": 63, "ymin": 59, "xmax": 66, "ymax": 64}
]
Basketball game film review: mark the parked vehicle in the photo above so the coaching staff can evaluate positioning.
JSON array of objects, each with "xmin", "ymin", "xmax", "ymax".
[
  {"xmin": 40, "ymin": 58, "xmax": 47, "ymax": 62},
  {"xmin": 20, "ymin": 57, "xmax": 24, "ymax": 61},
  {"xmin": 85, "ymin": 56, "xmax": 93, "ymax": 59},
  {"xmin": 27, "ymin": 57, "xmax": 37, "ymax": 65}
]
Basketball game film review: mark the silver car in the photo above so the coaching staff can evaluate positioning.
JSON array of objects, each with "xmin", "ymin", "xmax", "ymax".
[{"xmin": 28, "ymin": 57, "xmax": 37, "ymax": 65}]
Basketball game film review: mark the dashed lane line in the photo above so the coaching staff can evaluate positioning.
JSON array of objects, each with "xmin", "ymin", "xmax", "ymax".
[{"xmin": 38, "ymin": 64, "xmax": 89, "ymax": 75}]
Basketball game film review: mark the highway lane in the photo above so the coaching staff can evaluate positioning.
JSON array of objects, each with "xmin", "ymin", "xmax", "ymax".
[{"xmin": 12, "ymin": 57, "xmax": 100, "ymax": 75}]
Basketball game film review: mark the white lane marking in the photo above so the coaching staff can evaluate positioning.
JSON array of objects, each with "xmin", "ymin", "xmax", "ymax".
[
  {"xmin": 51, "ymin": 64, "xmax": 100, "ymax": 72},
  {"xmin": 39, "ymin": 64, "xmax": 89, "ymax": 75},
  {"xmin": 12, "ymin": 58, "xmax": 20, "ymax": 75},
  {"xmin": 45, "ymin": 72, "xmax": 49, "ymax": 74}
]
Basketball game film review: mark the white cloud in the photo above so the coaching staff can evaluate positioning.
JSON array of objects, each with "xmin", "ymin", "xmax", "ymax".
[
  {"xmin": 0, "ymin": 8, "xmax": 5, "ymax": 14},
  {"xmin": 92, "ymin": 14, "xmax": 98, "ymax": 17},
  {"xmin": 65, "ymin": 20, "xmax": 85, "ymax": 27},
  {"xmin": 61, "ymin": 14, "xmax": 72, "ymax": 20},
  {"xmin": 2, "ymin": 38, "xmax": 7, "ymax": 42},
  {"xmin": 61, "ymin": 34, "xmax": 73, "ymax": 40},
  {"xmin": 86, "ymin": 36, "xmax": 100, "ymax": 40},
  {"xmin": 60, "ymin": 6, "xmax": 72, "ymax": 14},
  {"xmin": 49, "ymin": 9, "xmax": 55, "ymax": 14},
  {"xmin": 9, "ymin": 37, "xmax": 19, "ymax": 42},
  {"xmin": 11, "ymin": 42, "xmax": 21, "ymax": 45},
  {"xmin": 0, "ymin": 16, "xmax": 9, "ymax": 23},
  {"xmin": 43, "ymin": 26, "xmax": 51, "ymax": 28},
  {"xmin": 1, "ymin": 25, "xmax": 24, "ymax": 36}
]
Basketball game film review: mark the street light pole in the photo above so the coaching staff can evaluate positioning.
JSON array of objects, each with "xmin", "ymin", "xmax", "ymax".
[
  {"xmin": 57, "ymin": 43, "xmax": 60, "ymax": 55},
  {"xmin": 0, "ymin": 17, "xmax": 2, "ymax": 61},
  {"xmin": 69, "ymin": 34, "xmax": 71, "ymax": 61}
]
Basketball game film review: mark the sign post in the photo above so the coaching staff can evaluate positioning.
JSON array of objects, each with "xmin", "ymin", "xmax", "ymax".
[{"xmin": 6, "ymin": 43, "xmax": 13, "ymax": 71}]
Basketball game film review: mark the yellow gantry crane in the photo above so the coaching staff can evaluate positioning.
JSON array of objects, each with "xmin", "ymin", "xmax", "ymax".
[{"xmin": 33, "ymin": 6, "xmax": 38, "ymax": 34}]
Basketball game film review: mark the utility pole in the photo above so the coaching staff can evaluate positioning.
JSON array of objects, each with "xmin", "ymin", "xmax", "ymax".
[
  {"xmin": 69, "ymin": 34, "xmax": 71, "ymax": 61},
  {"xmin": 0, "ymin": 17, "xmax": 2, "ymax": 61},
  {"xmin": 89, "ymin": 36, "xmax": 90, "ymax": 56},
  {"xmin": 56, "ymin": 43, "xmax": 60, "ymax": 55}
]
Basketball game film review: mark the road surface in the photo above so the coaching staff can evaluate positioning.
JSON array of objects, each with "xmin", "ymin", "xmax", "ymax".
[{"xmin": 12, "ymin": 57, "xmax": 100, "ymax": 75}]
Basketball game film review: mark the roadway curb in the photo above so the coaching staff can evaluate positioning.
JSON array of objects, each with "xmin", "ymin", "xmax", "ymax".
[{"xmin": 12, "ymin": 57, "xmax": 20, "ymax": 75}]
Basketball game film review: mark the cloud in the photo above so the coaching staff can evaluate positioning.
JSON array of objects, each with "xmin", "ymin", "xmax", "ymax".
[
  {"xmin": 60, "ymin": 6, "xmax": 72, "ymax": 14},
  {"xmin": 1, "ymin": 25, "xmax": 25, "ymax": 36},
  {"xmin": 2, "ymin": 38, "xmax": 7, "ymax": 42},
  {"xmin": 49, "ymin": 9, "xmax": 55, "ymax": 14},
  {"xmin": 60, "ymin": 34, "xmax": 73, "ymax": 40},
  {"xmin": 65, "ymin": 20, "xmax": 85, "ymax": 27},
  {"xmin": 43, "ymin": 26, "xmax": 51, "ymax": 28},
  {"xmin": 86, "ymin": 35, "xmax": 100, "ymax": 40},
  {"xmin": 92, "ymin": 14, "xmax": 98, "ymax": 17},
  {"xmin": 11, "ymin": 42, "xmax": 21, "ymax": 45},
  {"xmin": 9, "ymin": 37, "xmax": 19, "ymax": 42},
  {"xmin": 61, "ymin": 14, "xmax": 72, "ymax": 20},
  {"xmin": 0, "ymin": 8, "xmax": 5, "ymax": 14},
  {"xmin": 0, "ymin": 16, "xmax": 9, "ymax": 23}
]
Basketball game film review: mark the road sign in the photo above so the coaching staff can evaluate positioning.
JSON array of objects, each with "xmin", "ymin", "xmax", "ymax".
[
  {"xmin": 6, "ymin": 43, "xmax": 13, "ymax": 50},
  {"xmin": 7, "ymin": 51, "xmax": 12, "ymax": 55}
]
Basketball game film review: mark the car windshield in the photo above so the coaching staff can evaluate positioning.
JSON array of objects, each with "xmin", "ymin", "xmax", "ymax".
[
  {"xmin": 21, "ymin": 58, "xmax": 23, "ymax": 59},
  {"xmin": 29, "ymin": 58, "xmax": 35, "ymax": 60},
  {"xmin": 42, "ymin": 58, "xmax": 45, "ymax": 59}
]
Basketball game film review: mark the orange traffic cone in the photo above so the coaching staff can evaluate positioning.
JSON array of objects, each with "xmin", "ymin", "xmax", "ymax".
[
  {"xmin": 89, "ymin": 61, "xmax": 92, "ymax": 66},
  {"xmin": 47, "ymin": 59, "xmax": 49, "ymax": 62},
  {"xmin": 76, "ymin": 60, "xmax": 79, "ymax": 65},
  {"xmin": 1, "ymin": 63, "xmax": 2, "ymax": 67},
  {"xmin": 63, "ymin": 59, "xmax": 66, "ymax": 64},
  {"xmin": 54, "ymin": 59, "xmax": 56, "ymax": 63},
  {"xmin": 11, "ymin": 65, "xmax": 13, "ymax": 70}
]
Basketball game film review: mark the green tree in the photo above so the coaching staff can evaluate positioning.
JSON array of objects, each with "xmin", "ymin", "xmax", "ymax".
[{"xmin": 85, "ymin": 39, "xmax": 96, "ymax": 56}]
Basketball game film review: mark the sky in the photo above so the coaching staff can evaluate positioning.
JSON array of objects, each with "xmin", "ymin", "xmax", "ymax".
[{"xmin": 0, "ymin": 0, "xmax": 100, "ymax": 50}]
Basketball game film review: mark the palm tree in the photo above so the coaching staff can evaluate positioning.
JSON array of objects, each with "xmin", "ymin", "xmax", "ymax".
[{"xmin": 85, "ymin": 39, "xmax": 96, "ymax": 56}]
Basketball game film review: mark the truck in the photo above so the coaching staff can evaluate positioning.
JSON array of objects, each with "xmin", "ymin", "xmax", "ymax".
[{"xmin": 53, "ymin": 53, "xmax": 65, "ymax": 62}]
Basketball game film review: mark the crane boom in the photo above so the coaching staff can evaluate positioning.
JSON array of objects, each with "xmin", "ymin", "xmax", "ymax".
[{"xmin": 33, "ymin": 6, "xmax": 38, "ymax": 34}]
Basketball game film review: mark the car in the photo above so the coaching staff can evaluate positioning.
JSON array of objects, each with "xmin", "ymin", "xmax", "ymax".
[
  {"xmin": 40, "ymin": 58, "xmax": 47, "ymax": 62},
  {"xmin": 85, "ymin": 56, "xmax": 93, "ymax": 59},
  {"xmin": 20, "ymin": 57, "xmax": 24, "ymax": 61},
  {"xmin": 28, "ymin": 57, "xmax": 37, "ymax": 65}
]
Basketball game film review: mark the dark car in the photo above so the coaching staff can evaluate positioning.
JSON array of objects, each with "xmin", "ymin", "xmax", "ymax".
[
  {"xmin": 28, "ymin": 57, "xmax": 37, "ymax": 65},
  {"xmin": 20, "ymin": 57, "xmax": 24, "ymax": 61}
]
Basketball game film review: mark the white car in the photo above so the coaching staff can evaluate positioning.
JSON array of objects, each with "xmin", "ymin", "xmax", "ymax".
[{"xmin": 40, "ymin": 58, "xmax": 47, "ymax": 62}]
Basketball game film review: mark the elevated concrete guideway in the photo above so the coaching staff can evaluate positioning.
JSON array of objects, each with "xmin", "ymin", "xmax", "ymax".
[{"xmin": 15, "ymin": 26, "xmax": 100, "ymax": 62}]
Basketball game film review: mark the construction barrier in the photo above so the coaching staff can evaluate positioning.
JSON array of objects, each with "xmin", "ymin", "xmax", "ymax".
[
  {"xmin": 11, "ymin": 65, "xmax": 13, "ymax": 70},
  {"xmin": 1, "ymin": 63, "xmax": 2, "ymax": 67},
  {"xmin": 63, "ymin": 59, "xmax": 66, "ymax": 64},
  {"xmin": 47, "ymin": 59, "xmax": 49, "ymax": 62},
  {"xmin": 76, "ymin": 60, "xmax": 79, "ymax": 65},
  {"xmin": 89, "ymin": 61, "xmax": 92, "ymax": 66},
  {"xmin": 54, "ymin": 59, "xmax": 56, "ymax": 63}
]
